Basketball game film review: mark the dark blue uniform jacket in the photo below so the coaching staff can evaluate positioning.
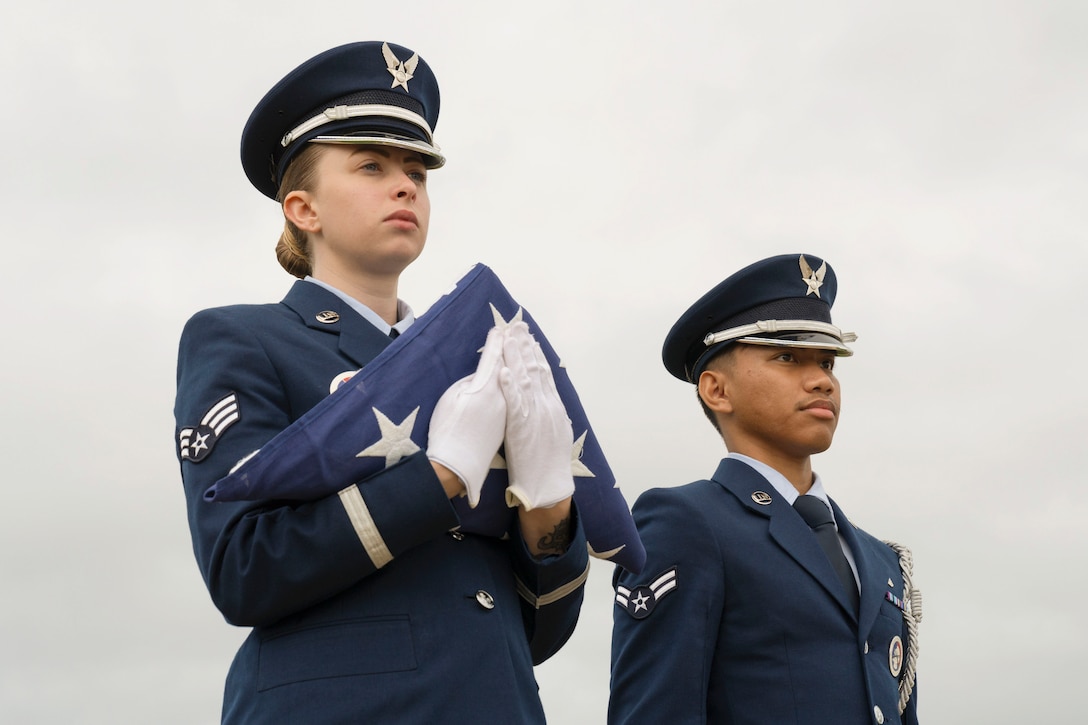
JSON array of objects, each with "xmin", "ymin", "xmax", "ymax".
[
  {"xmin": 174, "ymin": 281, "xmax": 588, "ymax": 724},
  {"xmin": 610, "ymin": 458, "xmax": 918, "ymax": 725}
]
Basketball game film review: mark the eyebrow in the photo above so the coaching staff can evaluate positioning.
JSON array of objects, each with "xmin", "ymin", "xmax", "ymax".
[
  {"xmin": 349, "ymin": 146, "xmax": 392, "ymax": 158},
  {"xmin": 348, "ymin": 146, "xmax": 425, "ymax": 164}
]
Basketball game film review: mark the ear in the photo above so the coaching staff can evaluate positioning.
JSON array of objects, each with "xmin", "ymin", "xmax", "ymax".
[
  {"xmin": 283, "ymin": 190, "xmax": 320, "ymax": 234},
  {"xmin": 698, "ymin": 368, "xmax": 734, "ymax": 417}
]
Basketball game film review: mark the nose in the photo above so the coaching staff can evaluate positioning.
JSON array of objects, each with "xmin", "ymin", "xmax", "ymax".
[
  {"xmin": 804, "ymin": 361, "xmax": 836, "ymax": 394},
  {"xmin": 393, "ymin": 170, "xmax": 417, "ymax": 200}
]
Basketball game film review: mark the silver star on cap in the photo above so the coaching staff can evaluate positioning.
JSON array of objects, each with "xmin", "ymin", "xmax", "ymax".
[
  {"xmin": 798, "ymin": 255, "xmax": 827, "ymax": 297},
  {"xmin": 356, "ymin": 406, "xmax": 422, "ymax": 466},
  {"xmin": 382, "ymin": 42, "xmax": 419, "ymax": 92}
]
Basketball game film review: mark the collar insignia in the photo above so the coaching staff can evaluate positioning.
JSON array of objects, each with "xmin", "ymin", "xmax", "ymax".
[
  {"xmin": 751, "ymin": 491, "xmax": 773, "ymax": 505},
  {"xmin": 615, "ymin": 567, "xmax": 678, "ymax": 620},
  {"xmin": 382, "ymin": 42, "xmax": 419, "ymax": 92},
  {"xmin": 798, "ymin": 254, "xmax": 827, "ymax": 297},
  {"xmin": 316, "ymin": 310, "xmax": 340, "ymax": 324},
  {"xmin": 179, "ymin": 392, "xmax": 240, "ymax": 463}
]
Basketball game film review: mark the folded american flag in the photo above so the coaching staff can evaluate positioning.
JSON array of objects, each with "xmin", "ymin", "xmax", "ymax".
[{"xmin": 205, "ymin": 263, "xmax": 645, "ymax": 573}]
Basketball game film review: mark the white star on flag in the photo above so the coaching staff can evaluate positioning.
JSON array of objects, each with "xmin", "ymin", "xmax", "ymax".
[
  {"xmin": 356, "ymin": 407, "xmax": 422, "ymax": 467},
  {"xmin": 489, "ymin": 303, "xmax": 524, "ymax": 331},
  {"xmin": 571, "ymin": 431, "xmax": 596, "ymax": 478}
]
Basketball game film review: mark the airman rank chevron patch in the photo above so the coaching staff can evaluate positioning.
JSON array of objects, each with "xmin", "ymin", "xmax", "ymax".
[
  {"xmin": 615, "ymin": 566, "xmax": 678, "ymax": 620},
  {"xmin": 179, "ymin": 393, "xmax": 240, "ymax": 463}
]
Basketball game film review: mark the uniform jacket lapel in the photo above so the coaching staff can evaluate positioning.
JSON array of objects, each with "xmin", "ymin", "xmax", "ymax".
[
  {"xmin": 712, "ymin": 458, "xmax": 859, "ymax": 620},
  {"xmin": 832, "ymin": 498, "xmax": 890, "ymax": 639},
  {"xmin": 280, "ymin": 280, "xmax": 393, "ymax": 368}
]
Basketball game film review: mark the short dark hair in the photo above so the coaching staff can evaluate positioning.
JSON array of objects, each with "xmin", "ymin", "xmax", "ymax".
[{"xmin": 694, "ymin": 344, "xmax": 738, "ymax": 433}]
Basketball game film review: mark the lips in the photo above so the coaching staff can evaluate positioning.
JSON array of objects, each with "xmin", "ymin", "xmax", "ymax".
[
  {"xmin": 801, "ymin": 398, "xmax": 839, "ymax": 416},
  {"xmin": 385, "ymin": 210, "xmax": 418, "ymax": 226}
]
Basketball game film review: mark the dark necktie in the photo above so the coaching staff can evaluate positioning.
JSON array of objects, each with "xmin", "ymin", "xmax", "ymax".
[
  {"xmin": 389, "ymin": 328, "xmax": 400, "ymax": 339},
  {"xmin": 793, "ymin": 495, "xmax": 860, "ymax": 613}
]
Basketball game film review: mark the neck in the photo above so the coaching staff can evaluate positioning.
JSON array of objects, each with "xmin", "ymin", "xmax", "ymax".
[
  {"xmin": 311, "ymin": 265, "xmax": 401, "ymax": 326},
  {"xmin": 725, "ymin": 441, "xmax": 815, "ymax": 494}
]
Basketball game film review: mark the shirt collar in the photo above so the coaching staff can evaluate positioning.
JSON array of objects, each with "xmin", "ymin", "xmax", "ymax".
[
  {"xmin": 304, "ymin": 276, "xmax": 415, "ymax": 335},
  {"xmin": 726, "ymin": 452, "xmax": 834, "ymax": 524}
]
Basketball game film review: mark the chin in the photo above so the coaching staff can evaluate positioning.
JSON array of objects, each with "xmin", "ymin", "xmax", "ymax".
[
  {"xmin": 794, "ymin": 429, "xmax": 836, "ymax": 456},
  {"xmin": 392, "ymin": 240, "xmax": 426, "ymax": 266},
  {"xmin": 367, "ymin": 245, "xmax": 425, "ymax": 276}
]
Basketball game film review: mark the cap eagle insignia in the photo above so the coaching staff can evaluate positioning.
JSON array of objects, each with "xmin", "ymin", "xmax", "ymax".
[
  {"xmin": 382, "ymin": 42, "xmax": 419, "ymax": 92},
  {"xmin": 798, "ymin": 255, "xmax": 827, "ymax": 298}
]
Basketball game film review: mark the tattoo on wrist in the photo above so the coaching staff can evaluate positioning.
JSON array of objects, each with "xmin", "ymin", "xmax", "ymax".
[{"xmin": 535, "ymin": 517, "xmax": 572, "ymax": 558}]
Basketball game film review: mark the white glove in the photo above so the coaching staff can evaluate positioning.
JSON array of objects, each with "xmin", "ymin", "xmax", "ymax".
[
  {"xmin": 427, "ymin": 326, "xmax": 507, "ymax": 507},
  {"xmin": 500, "ymin": 322, "xmax": 575, "ymax": 510}
]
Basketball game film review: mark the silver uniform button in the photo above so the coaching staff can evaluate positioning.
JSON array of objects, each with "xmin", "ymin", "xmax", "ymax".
[
  {"xmin": 475, "ymin": 590, "xmax": 495, "ymax": 610},
  {"xmin": 864, "ymin": 641, "xmax": 869, "ymax": 654},
  {"xmin": 448, "ymin": 530, "xmax": 465, "ymax": 541},
  {"xmin": 874, "ymin": 705, "xmax": 884, "ymax": 724}
]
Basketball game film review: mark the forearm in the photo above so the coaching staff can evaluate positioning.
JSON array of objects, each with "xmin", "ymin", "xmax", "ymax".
[
  {"xmin": 430, "ymin": 460, "xmax": 468, "ymax": 499},
  {"xmin": 517, "ymin": 496, "xmax": 573, "ymax": 558},
  {"xmin": 191, "ymin": 452, "xmax": 459, "ymax": 626},
  {"xmin": 508, "ymin": 501, "xmax": 589, "ymax": 663}
]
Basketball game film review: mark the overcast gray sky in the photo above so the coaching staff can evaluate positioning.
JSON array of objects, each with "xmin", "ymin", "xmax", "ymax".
[{"xmin": 3, "ymin": 1, "xmax": 1086, "ymax": 722}]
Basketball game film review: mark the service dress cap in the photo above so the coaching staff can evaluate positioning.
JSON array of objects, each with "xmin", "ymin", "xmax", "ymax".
[
  {"xmin": 241, "ymin": 41, "xmax": 444, "ymax": 199},
  {"xmin": 662, "ymin": 254, "xmax": 857, "ymax": 382}
]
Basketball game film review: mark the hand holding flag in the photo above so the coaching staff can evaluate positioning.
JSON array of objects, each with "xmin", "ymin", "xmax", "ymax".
[
  {"xmin": 426, "ymin": 325, "xmax": 507, "ymax": 507},
  {"xmin": 501, "ymin": 320, "xmax": 576, "ymax": 511}
]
